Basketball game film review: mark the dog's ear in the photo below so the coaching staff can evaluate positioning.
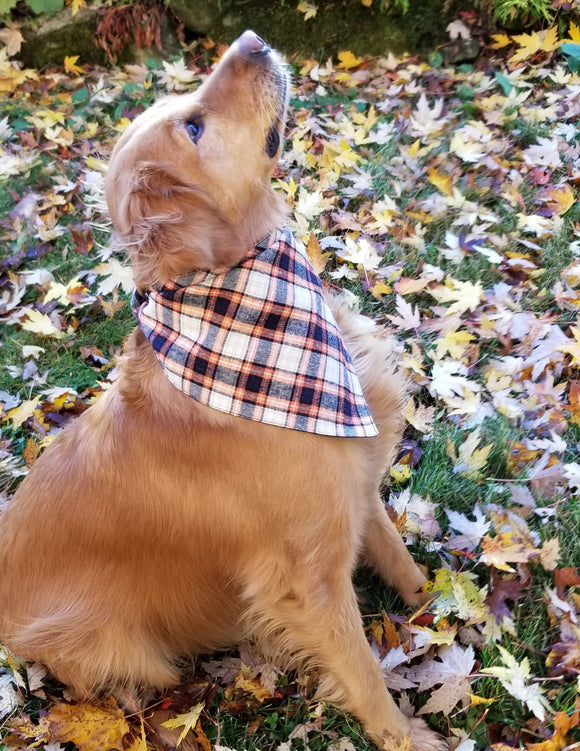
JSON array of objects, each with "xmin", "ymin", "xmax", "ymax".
[{"xmin": 108, "ymin": 165, "xmax": 248, "ymax": 289}]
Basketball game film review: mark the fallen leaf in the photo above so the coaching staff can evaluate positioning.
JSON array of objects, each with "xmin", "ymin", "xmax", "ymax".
[
  {"xmin": 451, "ymin": 427, "xmax": 493, "ymax": 480},
  {"xmin": 13, "ymin": 698, "xmax": 130, "ymax": 750},
  {"xmin": 296, "ymin": 1, "xmax": 317, "ymax": 21},
  {"xmin": 511, "ymin": 28, "xmax": 560, "ymax": 64},
  {"xmin": 20, "ymin": 309, "xmax": 66, "ymax": 338},
  {"xmin": 64, "ymin": 55, "xmax": 84, "ymax": 76},
  {"xmin": 0, "ymin": 23, "xmax": 24, "ymax": 56},
  {"xmin": 160, "ymin": 702, "xmax": 204, "ymax": 747},
  {"xmin": 482, "ymin": 645, "xmax": 551, "ymax": 720},
  {"xmin": 306, "ymin": 232, "xmax": 332, "ymax": 275}
]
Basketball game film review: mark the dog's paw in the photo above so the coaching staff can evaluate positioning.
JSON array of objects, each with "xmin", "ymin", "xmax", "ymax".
[
  {"xmin": 409, "ymin": 717, "xmax": 448, "ymax": 751},
  {"xmin": 400, "ymin": 588, "xmax": 433, "ymax": 609},
  {"xmin": 377, "ymin": 718, "xmax": 446, "ymax": 751}
]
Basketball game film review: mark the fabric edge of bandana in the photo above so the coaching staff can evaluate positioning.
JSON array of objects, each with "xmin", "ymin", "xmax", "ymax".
[{"xmin": 131, "ymin": 227, "xmax": 380, "ymax": 439}]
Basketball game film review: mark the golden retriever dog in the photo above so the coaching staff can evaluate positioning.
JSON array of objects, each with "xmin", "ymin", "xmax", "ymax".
[{"xmin": 0, "ymin": 31, "xmax": 446, "ymax": 751}]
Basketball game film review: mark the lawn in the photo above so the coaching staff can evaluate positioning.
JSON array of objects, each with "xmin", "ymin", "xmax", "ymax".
[{"xmin": 1, "ymin": 20, "xmax": 580, "ymax": 751}]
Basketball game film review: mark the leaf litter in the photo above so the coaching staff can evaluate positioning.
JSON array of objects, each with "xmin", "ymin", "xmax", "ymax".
[{"xmin": 1, "ymin": 16, "xmax": 580, "ymax": 751}]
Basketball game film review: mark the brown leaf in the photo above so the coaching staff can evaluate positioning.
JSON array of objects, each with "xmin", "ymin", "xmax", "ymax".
[
  {"xmin": 485, "ymin": 576, "xmax": 525, "ymax": 624},
  {"xmin": 554, "ymin": 567, "xmax": 580, "ymax": 599}
]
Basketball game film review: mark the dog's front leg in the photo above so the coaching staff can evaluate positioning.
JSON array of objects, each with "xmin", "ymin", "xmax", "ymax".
[
  {"xmin": 364, "ymin": 494, "xmax": 432, "ymax": 608},
  {"xmin": 250, "ymin": 573, "xmax": 444, "ymax": 750}
]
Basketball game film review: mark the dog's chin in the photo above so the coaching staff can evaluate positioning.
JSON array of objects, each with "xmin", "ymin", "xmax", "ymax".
[{"xmin": 265, "ymin": 54, "xmax": 289, "ymax": 159}]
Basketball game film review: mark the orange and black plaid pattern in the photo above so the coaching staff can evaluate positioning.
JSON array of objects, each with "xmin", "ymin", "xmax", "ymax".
[{"xmin": 131, "ymin": 228, "xmax": 378, "ymax": 437}]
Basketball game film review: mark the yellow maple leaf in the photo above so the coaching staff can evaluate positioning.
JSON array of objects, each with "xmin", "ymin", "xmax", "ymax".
[
  {"xmin": 337, "ymin": 50, "xmax": 364, "ymax": 70},
  {"xmin": 539, "ymin": 183, "xmax": 576, "ymax": 216},
  {"xmin": 429, "ymin": 278, "xmax": 484, "ymax": 316},
  {"xmin": 64, "ymin": 54, "xmax": 84, "ymax": 76},
  {"xmin": 558, "ymin": 325, "xmax": 580, "ymax": 365},
  {"xmin": 126, "ymin": 719, "xmax": 148, "ymax": 751},
  {"xmin": 4, "ymin": 399, "xmax": 40, "ymax": 429},
  {"xmin": 233, "ymin": 674, "xmax": 275, "ymax": 703},
  {"xmin": 435, "ymin": 329, "xmax": 476, "ymax": 359},
  {"xmin": 361, "ymin": 0, "xmax": 372, "ymax": 6},
  {"xmin": 563, "ymin": 20, "xmax": 580, "ymax": 44},
  {"xmin": 0, "ymin": 53, "xmax": 38, "ymax": 93},
  {"xmin": 20, "ymin": 308, "xmax": 66, "ymax": 338},
  {"xmin": 78, "ymin": 120, "xmax": 99, "ymax": 139},
  {"xmin": 424, "ymin": 569, "xmax": 488, "ymax": 623},
  {"xmin": 333, "ymin": 138, "xmax": 360, "ymax": 169},
  {"xmin": 490, "ymin": 33, "xmax": 511, "ymax": 49},
  {"xmin": 114, "ymin": 116, "xmax": 131, "ymax": 132},
  {"xmin": 411, "ymin": 624, "xmax": 457, "ymax": 646},
  {"xmin": 306, "ymin": 232, "xmax": 332, "ymax": 275},
  {"xmin": 334, "ymin": 71, "xmax": 354, "ymax": 85},
  {"xmin": 160, "ymin": 703, "xmax": 204, "ymax": 747},
  {"xmin": 511, "ymin": 28, "xmax": 560, "ymax": 64},
  {"xmin": 26, "ymin": 109, "xmax": 66, "ymax": 129},
  {"xmin": 276, "ymin": 176, "xmax": 297, "ymax": 199},
  {"xmin": 84, "ymin": 155, "xmax": 108, "ymax": 171},
  {"xmin": 404, "ymin": 399, "xmax": 435, "ymax": 433},
  {"xmin": 13, "ymin": 698, "xmax": 130, "ymax": 750},
  {"xmin": 480, "ymin": 531, "xmax": 536, "ymax": 571},
  {"xmin": 369, "ymin": 280, "xmax": 392, "ymax": 298},
  {"xmin": 68, "ymin": 0, "xmax": 86, "ymax": 16},
  {"xmin": 469, "ymin": 693, "xmax": 496, "ymax": 707},
  {"xmin": 536, "ymin": 26, "xmax": 561, "ymax": 53},
  {"xmin": 296, "ymin": 1, "xmax": 317, "ymax": 21},
  {"xmin": 408, "ymin": 138, "xmax": 421, "ymax": 156},
  {"xmin": 352, "ymin": 104, "xmax": 378, "ymax": 131},
  {"xmin": 427, "ymin": 167, "xmax": 454, "ymax": 197},
  {"xmin": 453, "ymin": 426, "xmax": 492, "ymax": 480},
  {"xmin": 390, "ymin": 463, "xmax": 411, "ymax": 483}
]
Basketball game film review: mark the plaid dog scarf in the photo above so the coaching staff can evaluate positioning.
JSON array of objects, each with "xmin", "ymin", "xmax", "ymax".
[{"xmin": 131, "ymin": 227, "xmax": 378, "ymax": 438}]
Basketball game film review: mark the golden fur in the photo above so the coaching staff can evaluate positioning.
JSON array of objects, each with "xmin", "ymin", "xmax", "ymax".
[{"xmin": 0, "ymin": 32, "xmax": 446, "ymax": 751}]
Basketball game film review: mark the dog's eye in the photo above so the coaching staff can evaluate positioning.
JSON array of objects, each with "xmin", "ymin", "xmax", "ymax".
[{"xmin": 186, "ymin": 120, "xmax": 203, "ymax": 143}]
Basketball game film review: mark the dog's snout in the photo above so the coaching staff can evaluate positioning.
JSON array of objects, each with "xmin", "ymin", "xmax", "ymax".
[{"xmin": 238, "ymin": 30, "xmax": 269, "ymax": 56}]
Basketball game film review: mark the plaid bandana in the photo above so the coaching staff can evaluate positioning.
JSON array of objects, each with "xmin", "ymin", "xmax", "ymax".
[{"xmin": 131, "ymin": 228, "xmax": 377, "ymax": 438}]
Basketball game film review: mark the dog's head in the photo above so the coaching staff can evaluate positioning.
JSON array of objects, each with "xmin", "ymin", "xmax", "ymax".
[{"xmin": 105, "ymin": 31, "xmax": 290, "ymax": 289}]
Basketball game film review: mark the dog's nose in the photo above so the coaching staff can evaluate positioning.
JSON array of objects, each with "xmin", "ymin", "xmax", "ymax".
[{"xmin": 238, "ymin": 30, "xmax": 269, "ymax": 56}]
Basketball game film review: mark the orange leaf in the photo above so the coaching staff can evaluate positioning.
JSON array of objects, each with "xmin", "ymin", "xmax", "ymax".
[
  {"xmin": 569, "ymin": 381, "xmax": 580, "ymax": 426},
  {"xmin": 528, "ymin": 710, "xmax": 579, "ymax": 750}
]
